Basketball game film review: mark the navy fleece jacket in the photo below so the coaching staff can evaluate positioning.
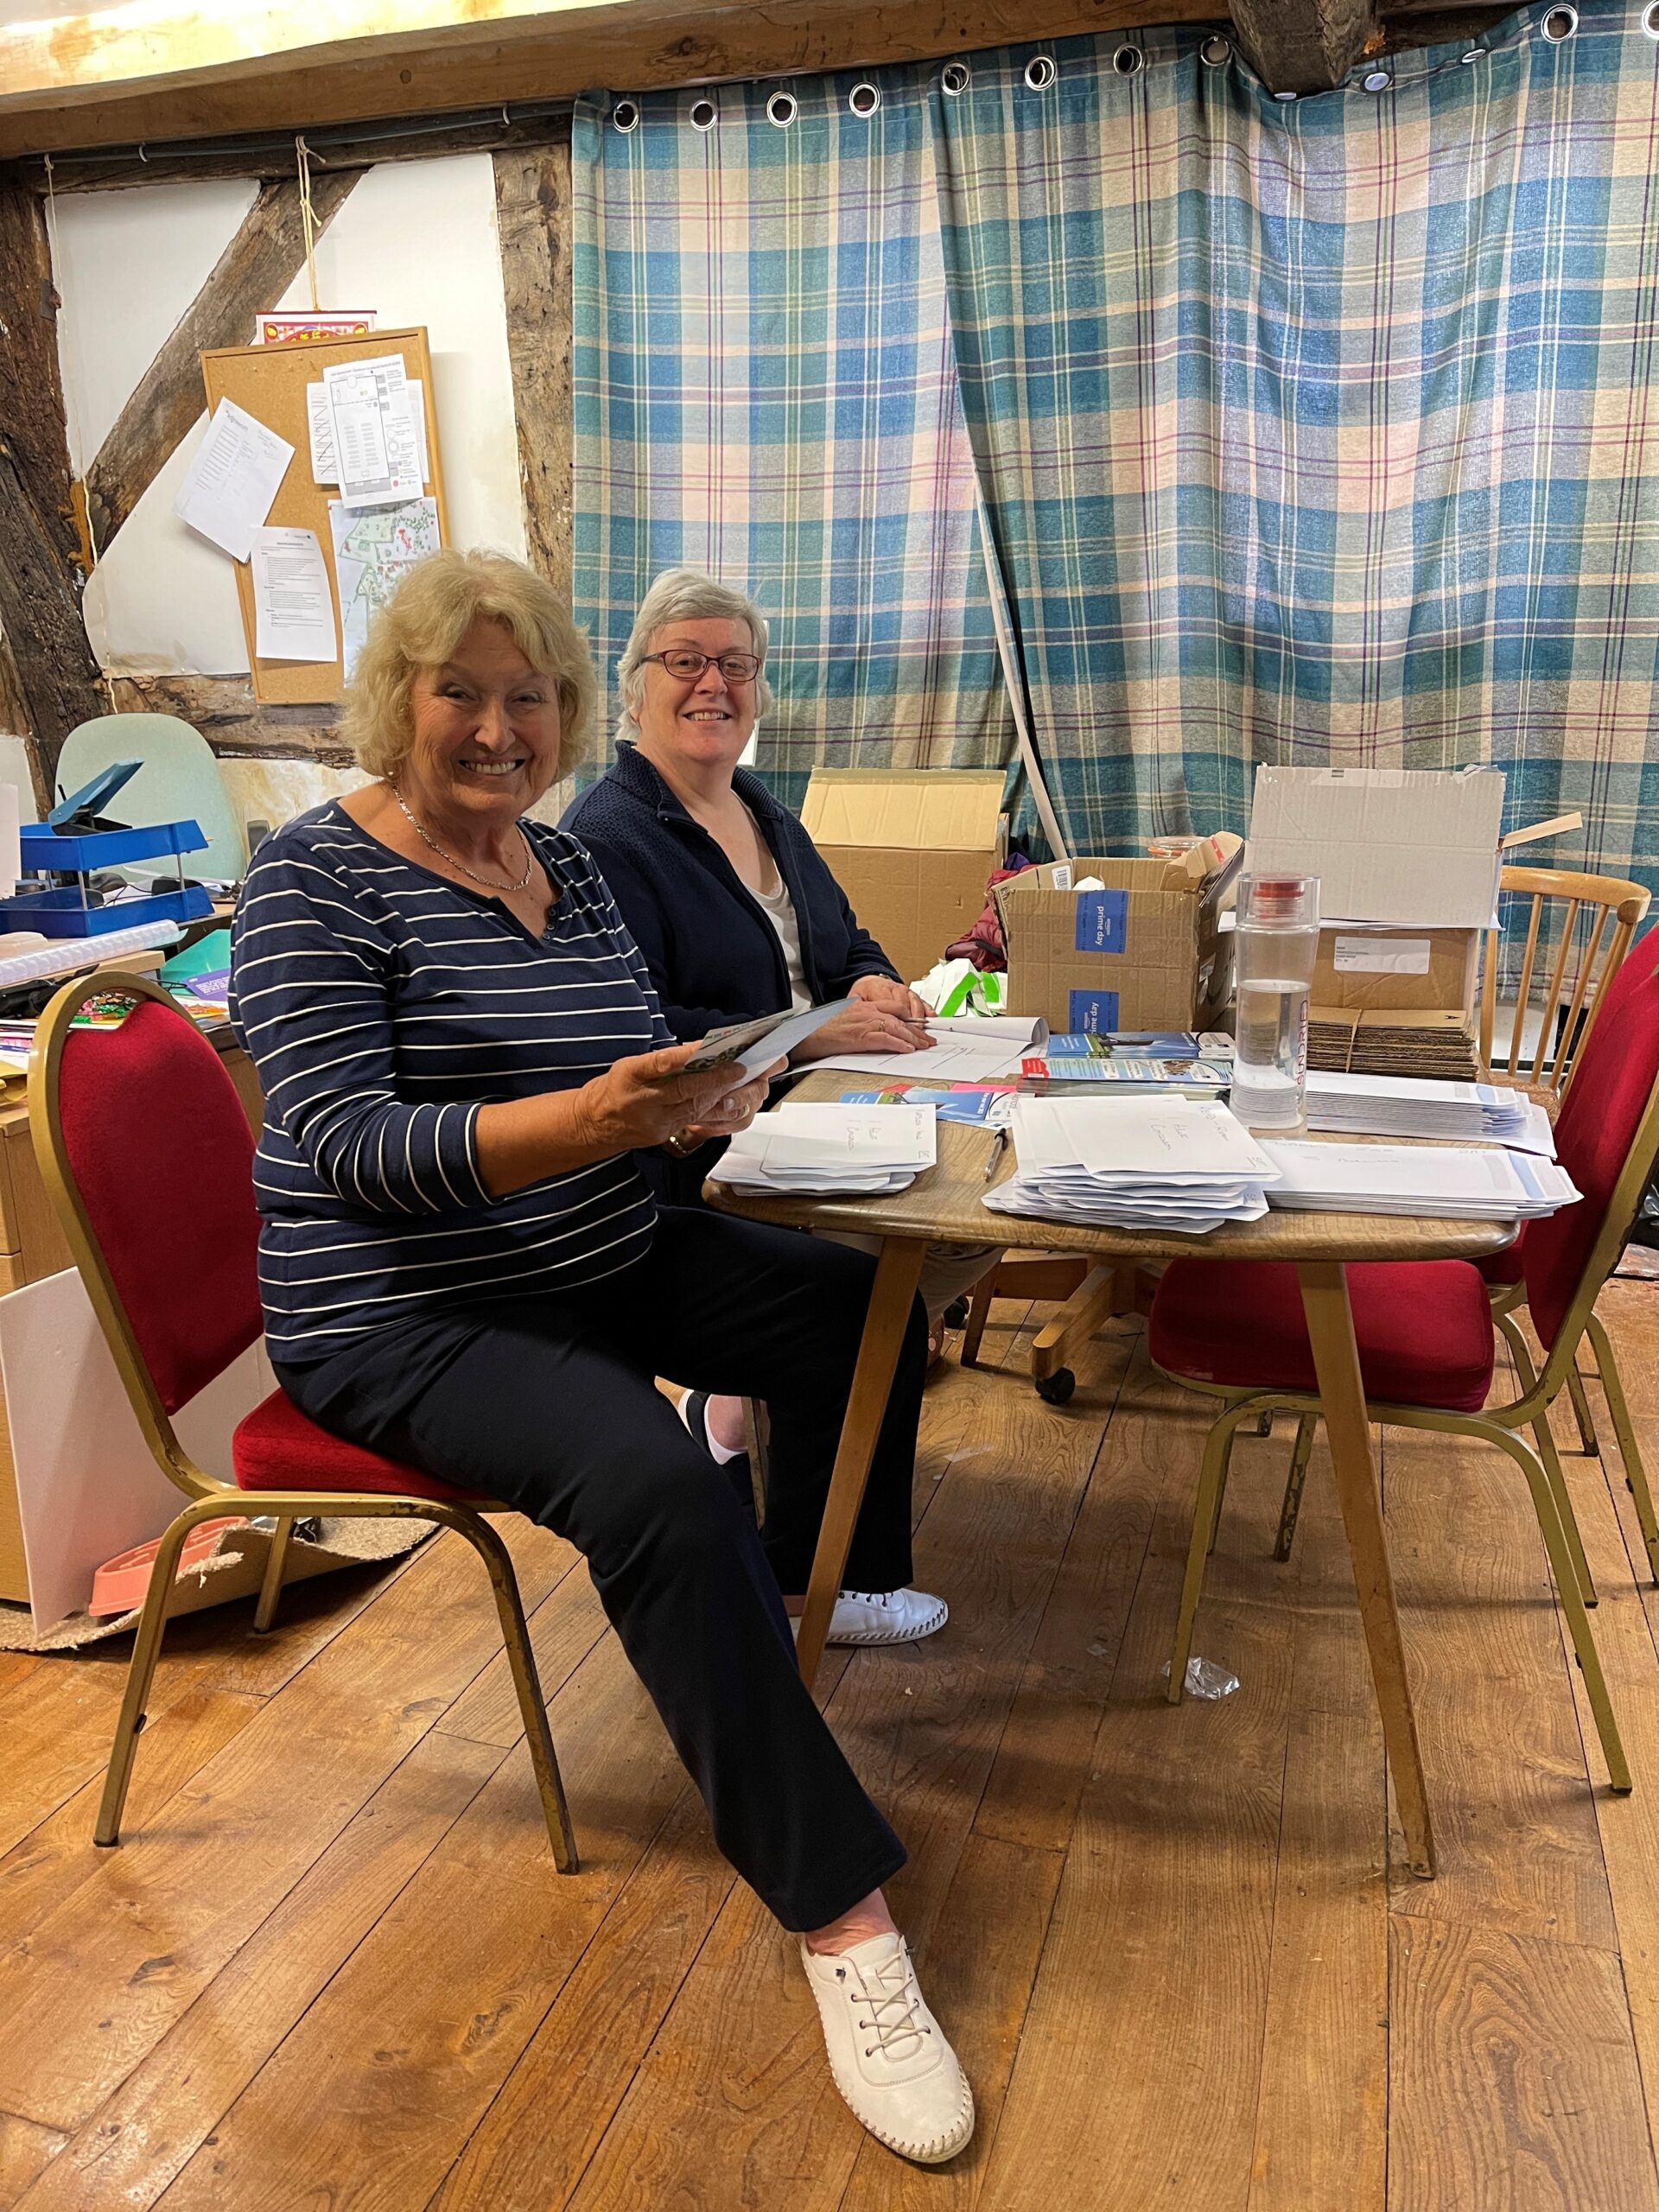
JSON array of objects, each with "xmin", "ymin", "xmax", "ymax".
[{"xmin": 561, "ymin": 743, "xmax": 899, "ymax": 1039}]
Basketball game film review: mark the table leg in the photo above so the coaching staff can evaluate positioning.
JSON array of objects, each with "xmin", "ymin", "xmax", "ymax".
[
  {"xmin": 797, "ymin": 1235, "xmax": 927, "ymax": 1691},
  {"xmin": 1297, "ymin": 1259, "xmax": 1436, "ymax": 1878}
]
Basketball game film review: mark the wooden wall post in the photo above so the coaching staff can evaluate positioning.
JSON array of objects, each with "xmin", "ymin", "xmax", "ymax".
[
  {"xmin": 493, "ymin": 136, "xmax": 574, "ymax": 594},
  {"xmin": 0, "ymin": 174, "xmax": 106, "ymax": 791}
]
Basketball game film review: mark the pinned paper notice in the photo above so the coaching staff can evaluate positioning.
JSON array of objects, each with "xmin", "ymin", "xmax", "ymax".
[
  {"xmin": 322, "ymin": 353, "xmax": 423, "ymax": 507},
  {"xmin": 173, "ymin": 397, "xmax": 295, "ymax": 560},
  {"xmin": 309, "ymin": 378, "xmax": 428, "ymax": 486},
  {"xmin": 252, "ymin": 526, "xmax": 337, "ymax": 663}
]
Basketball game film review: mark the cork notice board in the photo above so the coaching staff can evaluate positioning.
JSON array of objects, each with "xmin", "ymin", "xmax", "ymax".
[{"xmin": 199, "ymin": 327, "xmax": 448, "ymax": 705}]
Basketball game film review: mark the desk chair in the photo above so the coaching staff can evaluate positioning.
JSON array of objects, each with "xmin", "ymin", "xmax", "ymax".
[
  {"xmin": 1148, "ymin": 949, "xmax": 1659, "ymax": 1799},
  {"xmin": 29, "ymin": 972, "xmax": 577, "ymax": 1868}
]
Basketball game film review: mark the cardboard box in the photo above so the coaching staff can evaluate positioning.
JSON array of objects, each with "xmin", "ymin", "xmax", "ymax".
[
  {"xmin": 800, "ymin": 769, "xmax": 1007, "ymax": 988},
  {"xmin": 1309, "ymin": 1007, "xmax": 1482, "ymax": 1081},
  {"xmin": 1312, "ymin": 924, "xmax": 1479, "ymax": 1014},
  {"xmin": 995, "ymin": 855, "xmax": 1240, "ymax": 1033},
  {"xmin": 1247, "ymin": 766, "xmax": 1505, "ymax": 929}
]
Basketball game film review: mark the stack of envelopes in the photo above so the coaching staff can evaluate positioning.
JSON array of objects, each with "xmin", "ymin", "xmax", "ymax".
[
  {"xmin": 982, "ymin": 1095, "xmax": 1279, "ymax": 1234},
  {"xmin": 1260, "ymin": 1141, "xmax": 1580, "ymax": 1219},
  {"xmin": 707, "ymin": 1103, "xmax": 936, "ymax": 1196},
  {"xmin": 1303, "ymin": 1072, "xmax": 1555, "ymax": 1156}
]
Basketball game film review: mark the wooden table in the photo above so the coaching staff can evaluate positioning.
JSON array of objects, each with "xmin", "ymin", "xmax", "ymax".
[{"xmin": 708, "ymin": 1071, "xmax": 1516, "ymax": 1879}]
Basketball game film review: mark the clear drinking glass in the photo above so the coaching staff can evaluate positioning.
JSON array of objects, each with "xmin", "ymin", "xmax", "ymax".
[{"xmin": 1230, "ymin": 874, "xmax": 1320, "ymax": 1132}]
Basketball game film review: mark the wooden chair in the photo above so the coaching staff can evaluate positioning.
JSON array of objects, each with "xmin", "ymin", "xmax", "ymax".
[
  {"xmin": 29, "ymin": 971, "xmax": 577, "ymax": 1866},
  {"xmin": 1149, "ymin": 944, "xmax": 1659, "ymax": 1800},
  {"xmin": 1479, "ymin": 864, "xmax": 1649, "ymax": 1096},
  {"xmin": 1478, "ymin": 868, "xmax": 1653, "ymax": 1490}
]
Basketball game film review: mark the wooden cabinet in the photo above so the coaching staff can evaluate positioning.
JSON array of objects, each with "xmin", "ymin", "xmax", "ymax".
[{"xmin": 0, "ymin": 1030, "xmax": 261, "ymax": 1605}]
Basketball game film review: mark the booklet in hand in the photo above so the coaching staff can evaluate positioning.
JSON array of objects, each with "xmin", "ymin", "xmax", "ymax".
[{"xmin": 683, "ymin": 996, "xmax": 854, "ymax": 1077}]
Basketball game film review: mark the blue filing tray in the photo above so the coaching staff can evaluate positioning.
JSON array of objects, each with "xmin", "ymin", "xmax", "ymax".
[
  {"xmin": 4, "ymin": 816, "xmax": 212, "ymax": 935},
  {"xmin": 18, "ymin": 820, "xmax": 205, "ymax": 873},
  {"xmin": 0, "ymin": 887, "xmax": 213, "ymax": 935}
]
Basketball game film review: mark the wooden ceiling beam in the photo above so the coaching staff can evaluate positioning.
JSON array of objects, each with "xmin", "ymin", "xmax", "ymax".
[
  {"xmin": 0, "ymin": 0, "xmax": 1213, "ymax": 160},
  {"xmin": 1228, "ymin": 0, "xmax": 1379, "ymax": 92},
  {"xmin": 0, "ymin": 0, "xmax": 1518, "ymax": 166}
]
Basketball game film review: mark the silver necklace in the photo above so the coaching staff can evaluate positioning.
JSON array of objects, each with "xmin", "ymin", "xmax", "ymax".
[{"xmin": 389, "ymin": 782, "xmax": 535, "ymax": 893}]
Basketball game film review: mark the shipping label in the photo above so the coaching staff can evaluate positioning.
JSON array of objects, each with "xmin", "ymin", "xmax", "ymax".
[{"xmin": 1074, "ymin": 889, "xmax": 1129, "ymax": 953}]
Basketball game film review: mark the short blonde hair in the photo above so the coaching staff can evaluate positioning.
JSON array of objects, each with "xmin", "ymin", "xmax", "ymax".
[
  {"xmin": 614, "ymin": 567, "xmax": 774, "ymax": 746},
  {"xmin": 342, "ymin": 549, "xmax": 598, "ymax": 781}
]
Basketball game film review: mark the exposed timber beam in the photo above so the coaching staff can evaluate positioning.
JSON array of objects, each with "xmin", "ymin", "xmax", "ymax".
[
  {"xmin": 109, "ymin": 674, "xmax": 351, "ymax": 763},
  {"xmin": 1229, "ymin": 0, "xmax": 1379, "ymax": 92},
  {"xmin": 0, "ymin": 179, "xmax": 107, "ymax": 784},
  {"xmin": 83, "ymin": 164, "xmax": 362, "ymax": 553},
  {"xmin": 0, "ymin": 0, "xmax": 1217, "ymax": 160},
  {"xmin": 493, "ymin": 137, "xmax": 575, "ymax": 595}
]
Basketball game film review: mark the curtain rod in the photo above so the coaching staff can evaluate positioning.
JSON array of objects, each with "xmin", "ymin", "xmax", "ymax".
[{"xmin": 31, "ymin": 98, "xmax": 577, "ymax": 181}]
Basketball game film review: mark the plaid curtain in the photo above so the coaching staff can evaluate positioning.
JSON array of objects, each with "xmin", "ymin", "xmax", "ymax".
[
  {"xmin": 575, "ymin": 1, "xmax": 1659, "ymax": 901},
  {"xmin": 570, "ymin": 81, "xmax": 1014, "ymax": 810},
  {"xmin": 928, "ymin": 1, "xmax": 1659, "ymax": 887}
]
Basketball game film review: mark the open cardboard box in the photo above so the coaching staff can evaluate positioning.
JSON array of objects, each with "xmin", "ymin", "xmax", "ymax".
[
  {"xmin": 1249, "ymin": 767, "xmax": 1581, "ymax": 1049},
  {"xmin": 995, "ymin": 852, "xmax": 1241, "ymax": 1032},
  {"xmin": 800, "ymin": 769, "xmax": 1007, "ymax": 990}
]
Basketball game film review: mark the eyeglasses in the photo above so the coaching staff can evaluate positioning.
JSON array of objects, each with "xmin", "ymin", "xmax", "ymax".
[{"xmin": 640, "ymin": 650, "xmax": 762, "ymax": 683}]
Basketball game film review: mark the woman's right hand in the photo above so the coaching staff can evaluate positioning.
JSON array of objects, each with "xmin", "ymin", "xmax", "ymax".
[
  {"xmin": 789, "ymin": 1002, "xmax": 934, "ymax": 1062},
  {"xmin": 575, "ymin": 1042, "xmax": 771, "ymax": 1153}
]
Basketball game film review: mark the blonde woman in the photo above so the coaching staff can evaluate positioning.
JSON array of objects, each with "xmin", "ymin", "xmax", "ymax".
[{"xmin": 229, "ymin": 550, "xmax": 973, "ymax": 2168}]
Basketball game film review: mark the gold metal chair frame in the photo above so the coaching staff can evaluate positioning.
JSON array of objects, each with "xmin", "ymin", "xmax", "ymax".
[
  {"xmin": 29, "ymin": 972, "xmax": 577, "ymax": 1869},
  {"xmin": 1154, "ymin": 1064, "xmax": 1659, "ymax": 1802}
]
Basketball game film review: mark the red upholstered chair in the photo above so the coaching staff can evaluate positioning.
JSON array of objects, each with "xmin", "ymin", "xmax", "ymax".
[
  {"xmin": 29, "ymin": 972, "xmax": 577, "ymax": 1866},
  {"xmin": 1479, "ymin": 927, "xmax": 1659, "ymax": 1583},
  {"xmin": 1147, "ymin": 950, "xmax": 1659, "ymax": 1801}
]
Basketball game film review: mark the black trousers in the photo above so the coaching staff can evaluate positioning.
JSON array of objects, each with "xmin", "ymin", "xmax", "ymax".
[{"xmin": 275, "ymin": 1206, "xmax": 926, "ymax": 1929}]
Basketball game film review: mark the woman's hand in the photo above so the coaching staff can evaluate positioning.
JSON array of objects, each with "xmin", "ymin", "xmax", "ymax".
[
  {"xmin": 849, "ymin": 973, "xmax": 935, "ymax": 1024},
  {"xmin": 474, "ymin": 1046, "xmax": 781, "ymax": 1196},
  {"xmin": 789, "ymin": 1000, "xmax": 935, "ymax": 1061},
  {"xmin": 575, "ymin": 1043, "xmax": 772, "ymax": 1153}
]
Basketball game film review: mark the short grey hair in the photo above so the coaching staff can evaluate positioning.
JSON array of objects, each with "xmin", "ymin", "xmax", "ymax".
[{"xmin": 614, "ymin": 567, "xmax": 775, "ymax": 745}]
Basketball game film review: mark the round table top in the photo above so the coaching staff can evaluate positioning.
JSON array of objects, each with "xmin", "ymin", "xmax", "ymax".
[{"xmin": 703, "ymin": 1070, "xmax": 1520, "ymax": 1265}]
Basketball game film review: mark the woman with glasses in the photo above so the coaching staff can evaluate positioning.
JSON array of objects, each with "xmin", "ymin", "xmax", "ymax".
[
  {"xmin": 563, "ymin": 569, "xmax": 937, "ymax": 1145},
  {"xmin": 563, "ymin": 569, "xmax": 998, "ymax": 1610}
]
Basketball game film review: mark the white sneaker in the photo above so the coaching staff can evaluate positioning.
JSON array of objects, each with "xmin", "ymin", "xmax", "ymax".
[
  {"xmin": 788, "ymin": 1589, "xmax": 950, "ymax": 1647},
  {"xmin": 828, "ymin": 1588, "xmax": 948, "ymax": 1646},
  {"xmin": 800, "ymin": 1933, "xmax": 975, "ymax": 2164}
]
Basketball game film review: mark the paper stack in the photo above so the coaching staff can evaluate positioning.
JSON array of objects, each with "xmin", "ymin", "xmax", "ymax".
[
  {"xmin": 707, "ymin": 1103, "xmax": 936, "ymax": 1196},
  {"xmin": 982, "ymin": 1095, "xmax": 1280, "ymax": 1234},
  {"xmin": 1261, "ymin": 1141, "xmax": 1580, "ymax": 1220},
  {"xmin": 1304, "ymin": 1072, "xmax": 1556, "ymax": 1156},
  {"xmin": 810, "ymin": 1014, "xmax": 1046, "ymax": 1084}
]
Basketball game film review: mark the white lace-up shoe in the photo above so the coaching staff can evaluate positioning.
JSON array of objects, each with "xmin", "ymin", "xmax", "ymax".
[
  {"xmin": 800, "ymin": 1933, "xmax": 975, "ymax": 2164},
  {"xmin": 827, "ymin": 1588, "xmax": 948, "ymax": 1645}
]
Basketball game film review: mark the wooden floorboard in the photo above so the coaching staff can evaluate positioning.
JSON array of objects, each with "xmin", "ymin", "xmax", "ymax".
[{"xmin": 1, "ymin": 1289, "xmax": 1657, "ymax": 2206}]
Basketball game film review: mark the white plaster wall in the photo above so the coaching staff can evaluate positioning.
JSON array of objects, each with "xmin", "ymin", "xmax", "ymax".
[
  {"xmin": 218, "ymin": 757, "xmax": 369, "ymax": 842},
  {"xmin": 52, "ymin": 178, "xmax": 257, "ymax": 474},
  {"xmin": 58, "ymin": 151, "xmax": 529, "ymax": 683},
  {"xmin": 275, "ymin": 156, "xmax": 527, "ymax": 565}
]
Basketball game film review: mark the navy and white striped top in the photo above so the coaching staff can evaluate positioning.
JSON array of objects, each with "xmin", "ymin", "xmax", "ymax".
[{"xmin": 230, "ymin": 801, "xmax": 672, "ymax": 1364}]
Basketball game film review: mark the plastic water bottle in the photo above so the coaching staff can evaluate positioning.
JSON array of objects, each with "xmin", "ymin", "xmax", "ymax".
[{"xmin": 1230, "ymin": 874, "xmax": 1320, "ymax": 1132}]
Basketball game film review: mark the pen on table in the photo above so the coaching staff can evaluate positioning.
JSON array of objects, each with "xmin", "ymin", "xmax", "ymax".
[{"xmin": 983, "ymin": 1126, "xmax": 1009, "ymax": 1181}]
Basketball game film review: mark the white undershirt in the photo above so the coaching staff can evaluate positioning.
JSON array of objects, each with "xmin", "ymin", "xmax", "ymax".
[{"xmin": 752, "ymin": 871, "xmax": 812, "ymax": 1013}]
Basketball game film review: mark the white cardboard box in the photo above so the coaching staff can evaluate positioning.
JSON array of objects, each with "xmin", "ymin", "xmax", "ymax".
[{"xmin": 1246, "ymin": 766, "xmax": 1505, "ymax": 929}]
